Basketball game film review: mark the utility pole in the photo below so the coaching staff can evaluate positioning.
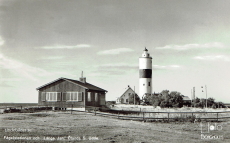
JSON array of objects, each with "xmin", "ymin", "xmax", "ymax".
[
  {"xmin": 193, "ymin": 87, "xmax": 195, "ymax": 100},
  {"xmin": 201, "ymin": 85, "xmax": 208, "ymax": 108},
  {"xmin": 191, "ymin": 89, "xmax": 193, "ymax": 107},
  {"xmin": 205, "ymin": 85, "xmax": 207, "ymax": 108},
  {"xmin": 134, "ymin": 86, "xmax": 135, "ymax": 105}
]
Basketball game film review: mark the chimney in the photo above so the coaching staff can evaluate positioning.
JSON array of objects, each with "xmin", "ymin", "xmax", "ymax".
[{"xmin": 79, "ymin": 71, "xmax": 86, "ymax": 83}]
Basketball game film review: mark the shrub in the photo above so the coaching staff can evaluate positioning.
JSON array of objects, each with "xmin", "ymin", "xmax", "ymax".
[
  {"xmin": 186, "ymin": 115, "xmax": 196, "ymax": 122},
  {"xmin": 4, "ymin": 108, "xmax": 21, "ymax": 113},
  {"xmin": 173, "ymin": 115, "xmax": 197, "ymax": 122},
  {"xmin": 173, "ymin": 116, "xmax": 186, "ymax": 122},
  {"xmin": 212, "ymin": 104, "xmax": 217, "ymax": 109},
  {"xmin": 195, "ymin": 117, "xmax": 201, "ymax": 122}
]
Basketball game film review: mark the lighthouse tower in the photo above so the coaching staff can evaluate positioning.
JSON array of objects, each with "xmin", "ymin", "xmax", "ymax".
[{"xmin": 139, "ymin": 48, "xmax": 152, "ymax": 97}]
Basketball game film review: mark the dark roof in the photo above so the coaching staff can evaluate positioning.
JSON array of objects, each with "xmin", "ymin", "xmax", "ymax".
[
  {"xmin": 152, "ymin": 92, "xmax": 160, "ymax": 95},
  {"xmin": 118, "ymin": 87, "xmax": 139, "ymax": 99},
  {"xmin": 121, "ymin": 87, "xmax": 134, "ymax": 96},
  {"xmin": 36, "ymin": 77, "xmax": 107, "ymax": 92},
  {"xmin": 64, "ymin": 78, "xmax": 107, "ymax": 92},
  {"xmin": 182, "ymin": 96, "xmax": 191, "ymax": 101}
]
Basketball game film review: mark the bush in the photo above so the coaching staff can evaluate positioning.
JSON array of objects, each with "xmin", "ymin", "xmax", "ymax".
[
  {"xmin": 144, "ymin": 90, "xmax": 185, "ymax": 108},
  {"xmin": 160, "ymin": 101, "xmax": 168, "ymax": 108},
  {"xmin": 4, "ymin": 108, "xmax": 21, "ymax": 113},
  {"xmin": 196, "ymin": 117, "xmax": 201, "ymax": 122},
  {"xmin": 212, "ymin": 104, "xmax": 217, "ymax": 109},
  {"xmin": 3, "ymin": 106, "xmax": 52, "ymax": 113},
  {"xmin": 186, "ymin": 115, "xmax": 196, "ymax": 122},
  {"xmin": 174, "ymin": 116, "xmax": 186, "ymax": 122},
  {"xmin": 173, "ymin": 115, "xmax": 197, "ymax": 122}
]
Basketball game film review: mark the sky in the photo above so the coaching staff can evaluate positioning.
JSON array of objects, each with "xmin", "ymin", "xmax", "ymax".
[{"xmin": 1, "ymin": 0, "xmax": 230, "ymax": 103}]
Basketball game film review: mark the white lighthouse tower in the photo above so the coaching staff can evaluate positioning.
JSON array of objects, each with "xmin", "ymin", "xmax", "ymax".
[{"xmin": 139, "ymin": 47, "xmax": 152, "ymax": 97}]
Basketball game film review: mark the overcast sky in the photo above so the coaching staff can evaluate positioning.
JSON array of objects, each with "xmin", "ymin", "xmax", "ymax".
[{"xmin": 1, "ymin": 0, "xmax": 230, "ymax": 103}]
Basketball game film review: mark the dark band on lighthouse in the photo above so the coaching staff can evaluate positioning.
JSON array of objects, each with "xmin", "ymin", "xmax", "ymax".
[{"xmin": 139, "ymin": 69, "xmax": 152, "ymax": 78}]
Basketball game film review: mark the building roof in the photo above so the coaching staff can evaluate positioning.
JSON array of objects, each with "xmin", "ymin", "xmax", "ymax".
[
  {"xmin": 152, "ymin": 92, "xmax": 160, "ymax": 96},
  {"xmin": 182, "ymin": 96, "xmax": 191, "ymax": 101},
  {"xmin": 36, "ymin": 77, "xmax": 107, "ymax": 92},
  {"xmin": 117, "ymin": 86, "xmax": 139, "ymax": 99},
  {"xmin": 121, "ymin": 86, "xmax": 134, "ymax": 96}
]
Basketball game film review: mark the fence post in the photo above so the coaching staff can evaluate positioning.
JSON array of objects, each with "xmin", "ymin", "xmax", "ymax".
[
  {"xmin": 168, "ymin": 113, "xmax": 169, "ymax": 122},
  {"xmin": 143, "ymin": 112, "xmax": 144, "ymax": 121},
  {"xmin": 217, "ymin": 113, "xmax": 218, "ymax": 122},
  {"xmin": 94, "ymin": 109, "xmax": 96, "ymax": 116},
  {"xmin": 118, "ymin": 112, "xmax": 119, "ymax": 119},
  {"xmin": 71, "ymin": 104, "xmax": 73, "ymax": 114}
]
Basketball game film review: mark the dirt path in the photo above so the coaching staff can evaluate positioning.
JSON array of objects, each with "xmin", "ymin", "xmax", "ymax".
[{"xmin": 0, "ymin": 111, "xmax": 229, "ymax": 143}]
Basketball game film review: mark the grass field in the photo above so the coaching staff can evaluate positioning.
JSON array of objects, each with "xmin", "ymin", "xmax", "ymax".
[{"xmin": 1, "ymin": 111, "xmax": 230, "ymax": 143}]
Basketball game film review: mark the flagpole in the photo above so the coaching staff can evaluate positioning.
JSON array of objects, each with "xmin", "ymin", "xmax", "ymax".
[
  {"xmin": 201, "ymin": 85, "xmax": 208, "ymax": 108},
  {"xmin": 205, "ymin": 85, "xmax": 207, "ymax": 108},
  {"xmin": 191, "ymin": 89, "xmax": 193, "ymax": 107},
  {"xmin": 134, "ymin": 86, "xmax": 135, "ymax": 105}
]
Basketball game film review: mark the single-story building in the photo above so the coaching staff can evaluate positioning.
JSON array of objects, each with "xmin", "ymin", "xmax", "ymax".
[
  {"xmin": 36, "ymin": 75, "xmax": 107, "ymax": 111},
  {"xmin": 116, "ymin": 85, "xmax": 140, "ymax": 104},
  {"xmin": 182, "ymin": 96, "xmax": 191, "ymax": 106}
]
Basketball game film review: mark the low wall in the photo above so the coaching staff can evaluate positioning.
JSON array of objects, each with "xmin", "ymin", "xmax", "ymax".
[
  {"xmin": 112, "ymin": 104, "xmax": 230, "ymax": 112},
  {"xmin": 66, "ymin": 107, "xmax": 86, "ymax": 111}
]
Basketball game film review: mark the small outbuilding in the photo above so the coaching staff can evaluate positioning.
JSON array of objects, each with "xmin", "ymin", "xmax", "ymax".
[
  {"xmin": 116, "ymin": 85, "xmax": 140, "ymax": 104},
  {"xmin": 182, "ymin": 96, "xmax": 191, "ymax": 106},
  {"xmin": 36, "ymin": 75, "xmax": 107, "ymax": 111}
]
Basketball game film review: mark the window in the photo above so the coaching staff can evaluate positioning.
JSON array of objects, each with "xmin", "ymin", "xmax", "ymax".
[
  {"xmin": 78, "ymin": 92, "xmax": 83, "ymax": 101},
  {"xmin": 126, "ymin": 99, "xmax": 128, "ymax": 103},
  {"xmin": 45, "ymin": 92, "xmax": 61, "ymax": 101},
  {"xmin": 66, "ymin": 92, "xmax": 71, "ymax": 101},
  {"xmin": 149, "ymin": 82, "xmax": 150, "ymax": 86},
  {"xmin": 143, "ymin": 84, "xmax": 145, "ymax": 86},
  {"xmin": 65, "ymin": 92, "xmax": 82, "ymax": 101},
  {"xmin": 57, "ymin": 92, "xmax": 61, "ymax": 101},
  {"xmin": 62, "ymin": 92, "xmax": 67, "ymax": 101},
  {"xmin": 41, "ymin": 92, "xmax": 46, "ymax": 101},
  {"xmin": 88, "ymin": 92, "xmax": 91, "ymax": 102},
  {"xmin": 73, "ymin": 92, "xmax": 77, "ymax": 101},
  {"xmin": 95, "ymin": 93, "xmax": 98, "ymax": 102}
]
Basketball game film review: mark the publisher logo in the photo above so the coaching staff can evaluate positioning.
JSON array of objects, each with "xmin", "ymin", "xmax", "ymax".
[{"xmin": 200, "ymin": 122, "xmax": 223, "ymax": 140}]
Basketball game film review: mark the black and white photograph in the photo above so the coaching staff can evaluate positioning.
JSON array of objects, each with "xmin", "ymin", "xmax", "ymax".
[{"xmin": 0, "ymin": 0, "xmax": 230, "ymax": 142}]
